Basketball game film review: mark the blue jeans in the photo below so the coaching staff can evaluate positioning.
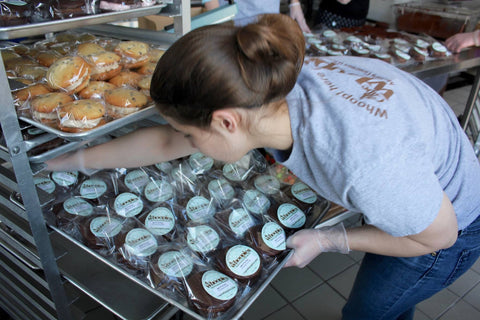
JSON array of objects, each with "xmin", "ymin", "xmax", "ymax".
[{"xmin": 342, "ymin": 214, "xmax": 480, "ymax": 320}]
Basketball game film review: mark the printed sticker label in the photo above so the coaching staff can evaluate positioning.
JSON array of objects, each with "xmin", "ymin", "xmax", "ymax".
[
  {"xmin": 63, "ymin": 197, "xmax": 93, "ymax": 216},
  {"xmin": 145, "ymin": 207, "xmax": 175, "ymax": 236},
  {"xmin": 261, "ymin": 222, "xmax": 286, "ymax": 251},
  {"xmin": 144, "ymin": 179, "xmax": 174, "ymax": 202},
  {"xmin": 155, "ymin": 161, "xmax": 173, "ymax": 174},
  {"xmin": 189, "ymin": 152, "xmax": 214, "ymax": 174},
  {"xmin": 34, "ymin": 177, "xmax": 56, "ymax": 194},
  {"xmin": 186, "ymin": 196, "xmax": 215, "ymax": 221},
  {"xmin": 80, "ymin": 179, "xmax": 107, "ymax": 199},
  {"xmin": 228, "ymin": 208, "xmax": 255, "ymax": 236},
  {"xmin": 226, "ymin": 245, "xmax": 261, "ymax": 277},
  {"xmin": 277, "ymin": 203, "xmax": 306, "ymax": 229},
  {"xmin": 208, "ymin": 178, "xmax": 235, "ymax": 201},
  {"xmin": 125, "ymin": 228, "xmax": 158, "ymax": 257},
  {"xmin": 157, "ymin": 251, "xmax": 193, "ymax": 278},
  {"xmin": 254, "ymin": 175, "xmax": 280, "ymax": 195},
  {"xmin": 114, "ymin": 192, "xmax": 144, "ymax": 217},
  {"xmin": 186, "ymin": 225, "xmax": 220, "ymax": 253},
  {"xmin": 124, "ymin": 170, "xmax": 149, "ymax": 192},
  {"xmin": 90, "ymin": 216, "xmax": 122, "ymax": 238},
  {"xmin": 201, "ymin": 270, "xmax": 238, "ymax": 301},
  {"xmin": 243, "ymin": 189, "xmax": 270, "ymax": 214},
  {"xmin": 291, "ymin": 182, "xmax": 317, "ymax": 204},
  {"xmin": 51, "ymin": 171, "xmax": 78, "ymax": 187}
]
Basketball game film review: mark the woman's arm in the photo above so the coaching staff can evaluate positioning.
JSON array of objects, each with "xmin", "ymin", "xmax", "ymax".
[
  {"xmin": 285, "ymin": 192, "xmax": 458, "ymax": 268},
  {"xmin": 347, "ymin": 192, "xmax": 458, "ymax": 256},
  {"xmin": 46, "ymin": 125, "xmax": 198, "ymax": 171}
]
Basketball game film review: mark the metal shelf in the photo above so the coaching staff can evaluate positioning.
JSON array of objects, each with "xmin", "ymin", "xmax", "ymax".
[
  {"xmin": 0, "ymin": 1, "xmax": 191, "ymax": 319},
  {"xmin": 0, "ymin": 4, "xmax": 168, "ymax": 40}
]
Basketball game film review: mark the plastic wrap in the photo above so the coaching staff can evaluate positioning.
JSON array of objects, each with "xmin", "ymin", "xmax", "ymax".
[
  {"xmin": 305, "ymin": 25, "xmax": 452, "ymax": 66},
  {"xmin": 45, "ymin": 150, "xmax": 329, "ymax": 319}
]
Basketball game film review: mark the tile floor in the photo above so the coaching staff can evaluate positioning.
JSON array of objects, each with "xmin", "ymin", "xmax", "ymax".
[{"xmin": 184, "ymin": 82, "xmax": 480, "ymax": 320}]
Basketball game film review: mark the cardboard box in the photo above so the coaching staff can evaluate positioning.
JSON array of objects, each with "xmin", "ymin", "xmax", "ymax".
[{"xmin": 138, "ymin": 7, "xmax": 205, "ymax": 31}]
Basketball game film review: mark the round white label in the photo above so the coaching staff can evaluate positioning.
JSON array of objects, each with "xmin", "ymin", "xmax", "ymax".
[
  {"xmin": 145, "ymin": 207, "xmax": 175, "ymax": 236},
  {"xmin": 114, "ymin": 192, "xmax": 144, "ymax": 217},
  {"xmin": 125, "ymin": 228, "xmax": 158, "ymax": 257},
  {"xmin": 291, "ymin": 182, "xmax": 317, "ymax": 204},
  {"xmin": 186, "ymin": 196, "xmax": 215, "ymax": 221},
  {"xmin": 201, "ymin": 270, "xmax": 238, "ymax": 301},
  {"xmin": 63, "ymin": 197, "xmax": 93, "ymax": 216},
  {"xmin": 261, "ymin": 222, "xmax": 286, "ymax": 251},
  {"xmin": 186, "ymin": 225, "xmax": 220, "ymax": 253},
  {"xmin": 243, "ymin": 189, "xmax": 270, "ymax": 214},
  {"xmin": 172, "ymin": 166, "xmax": 197, "ymax": 184},
  {"xmin": 34, "ymin": 177, "xmax": 55, "ymax": 194},
  {"xmin": 154, "ymin": 161, "xmax": 173, "ymax": 174},
  {"xmin": 144, "ymin": 179, "xmax": 174, "ymax": 202},
  {"xmin": 51, "ymin": 171, "xmax": 78, "ymax": 187},
  {"xmin": 189, "ymin": 152, "xmax": 214, "ymax": 174},
  {"xmin": 277, "ymin": 203, "xmax": 306, "ymax": 229},
  {"xmin": 223, "ymin": 163, "xmax": 248, "ymax": 182},
  {"xmin": 124, "ymin": 170, "xmax": 149, "ymax": 192},
  {"xmin": 254, "ymin": 175, "xmax": 280, "ymax": 195},
  {"xmin": 228, "ymin": 208, "xmax": 255, "ymax": 236},
  {"xmin": 432, "ymin": 42, "xmax": 447, "ymax": 52},
  {"xmin": 208, "ymin": 178, "xmax": 235, "ymax": 201},
  {"xmin": 80, "ymin": 179, "xmax": 107, "ymax": 199},
  {"xmin": 226, "ymin": 245, "xmax": 261, "ymax": 277},
  {"xmin": 90, "ymin": 216, "xmax": 123, "ymax": 238},
  {"xmin": 157, "ymin": 251, "xmax": 193, "ymax": 278}
]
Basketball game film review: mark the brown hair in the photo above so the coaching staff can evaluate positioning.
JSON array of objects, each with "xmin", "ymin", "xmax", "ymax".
[{"xmin": 150, "ymin": 14, "xmax": 305, "ymax": 128}]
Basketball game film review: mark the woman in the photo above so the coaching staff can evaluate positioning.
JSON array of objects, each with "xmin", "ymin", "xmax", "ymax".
[{"xmin": 48, "ymin": 14, "xmax": 480, "ymax": 319}]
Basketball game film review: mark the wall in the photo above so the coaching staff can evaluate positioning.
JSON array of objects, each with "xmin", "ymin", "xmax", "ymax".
[{"xmin": 367, "ymin": 0, "xmax": 413, "ymax": 26}]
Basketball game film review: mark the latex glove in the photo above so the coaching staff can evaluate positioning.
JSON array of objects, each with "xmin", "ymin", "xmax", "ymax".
[
  {"xmin": 284, "ymin": 223, "xmax": 350, "ymax": 268},
  {"xmin": 445, "ymin": 31, "xmax": 477, "ymax": 53},
  {"xmin": 289, "ymin": 2, "xmax": 311, "ymax": 33}
]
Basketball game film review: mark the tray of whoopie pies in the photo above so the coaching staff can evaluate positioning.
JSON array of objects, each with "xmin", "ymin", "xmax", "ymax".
[
  {"xmin": 38, "ymin": 150, "xmax": 330, "ymax": 320},
  {"xmin": 2, "ymin": 31, "xmax": 169, "ymax": 142}
]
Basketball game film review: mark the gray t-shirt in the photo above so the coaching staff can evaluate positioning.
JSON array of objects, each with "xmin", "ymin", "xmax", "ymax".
[
  {"xmin": 272, "ymin": 56, "xmax": 480, "ymax": 237},
  {"xmin": 233, "ymin": 0, "xmax": 280, "ymax": 25}
]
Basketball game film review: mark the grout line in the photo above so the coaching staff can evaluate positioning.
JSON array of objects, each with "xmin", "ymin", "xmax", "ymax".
[{"xmin": 263, "ymin": 285, "xmax": 308, "ymax": 320}]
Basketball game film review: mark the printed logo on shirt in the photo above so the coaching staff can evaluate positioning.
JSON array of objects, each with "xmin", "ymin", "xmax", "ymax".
[{"xmin": 304, "ymin": 57, "xmax": 395, "ymax": 120}]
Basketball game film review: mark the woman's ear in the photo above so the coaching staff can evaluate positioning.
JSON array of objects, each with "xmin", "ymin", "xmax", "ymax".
[{"xmin": 211, "ymin": 109, "xmax": 241, "ymax": 133}]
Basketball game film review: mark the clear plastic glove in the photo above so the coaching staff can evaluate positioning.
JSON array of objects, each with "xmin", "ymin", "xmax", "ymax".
[
  {"xmin": 445, "ymin": 31, "xmax": 478, "ymax": 53},
  {"xmin": 289, "ymin": 3, "xmax": 311, "ymax": 33},
  {"xmin": 284, "ymin": 223, "xmax": 350, "ymax": 268}
]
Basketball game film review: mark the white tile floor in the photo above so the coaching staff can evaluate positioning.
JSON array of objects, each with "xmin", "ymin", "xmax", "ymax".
[{"xmin": 227, "ymin": 83, "xmax": 480, "ymax": 320}]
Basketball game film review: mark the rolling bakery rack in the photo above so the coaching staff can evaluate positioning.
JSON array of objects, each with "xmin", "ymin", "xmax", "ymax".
[{"xmin": 0, "ymin": 1, "xmax": 191, "ymax": 319}]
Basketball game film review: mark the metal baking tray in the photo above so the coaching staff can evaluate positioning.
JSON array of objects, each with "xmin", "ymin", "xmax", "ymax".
[
  {"xmin": 19, "ymin": 105, "xmax": 160, "ymax": 142},
  {"xmin": 0, "ymin": 4, "xmax": 167, "ymax": 40},
  {"xmin": 9, "ymin": 188, "xmax": 330, "ymax": 319},
  {"xmin": 51, "ymin": 198, "xmax": 330, "ymax": 320}
]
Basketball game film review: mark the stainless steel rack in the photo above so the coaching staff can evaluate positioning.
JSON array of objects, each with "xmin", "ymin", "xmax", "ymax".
[{"xmin": 0, "ymin": 1, "xmax": 190, "ymax": 319}]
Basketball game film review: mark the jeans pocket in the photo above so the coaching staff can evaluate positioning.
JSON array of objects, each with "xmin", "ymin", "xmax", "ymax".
[{"xmin": 444, "ymin": 244, "xmax": 480, "ymax": 286}]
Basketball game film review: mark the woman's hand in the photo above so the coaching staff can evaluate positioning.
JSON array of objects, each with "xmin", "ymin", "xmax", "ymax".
[
  {"xmin": 289, "ymin": 1, "xmax": 312, "ymax": 33},
  {"xmin": 446, "ymin": 31, "xmax": 478, "ymax": 53},
  {"xmin": 284, "ymin": 223, "xmax": 350, "ymax": 268}
]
